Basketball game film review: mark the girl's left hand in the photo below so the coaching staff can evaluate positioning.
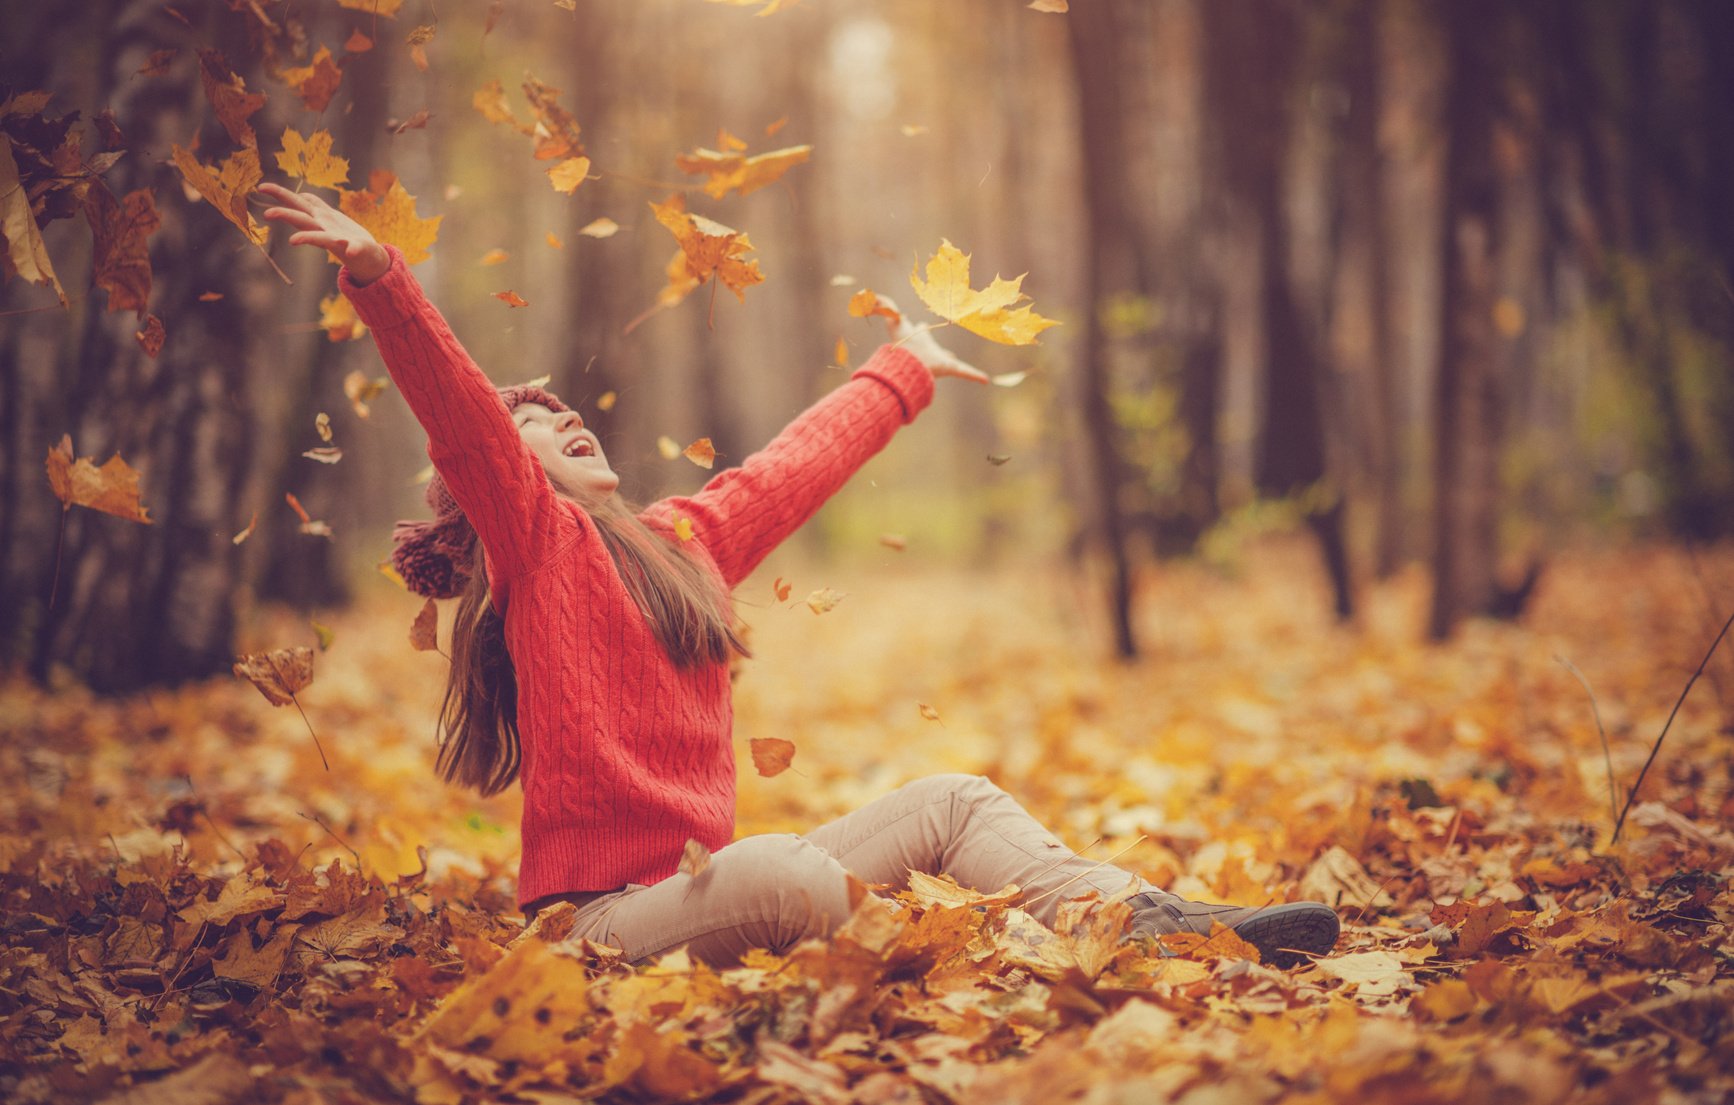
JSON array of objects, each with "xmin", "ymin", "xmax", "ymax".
[{"xmin": 877, "ymin": 296, "xmax": 989, "ymax": 385}]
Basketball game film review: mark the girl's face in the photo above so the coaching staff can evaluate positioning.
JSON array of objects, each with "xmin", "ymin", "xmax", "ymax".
[{"xmin": 511, "ymin": 403, "xmax": 620, "ymax": 501}]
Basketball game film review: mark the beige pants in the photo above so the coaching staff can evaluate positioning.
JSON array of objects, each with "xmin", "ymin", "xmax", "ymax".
[{"xmin": 551, "ymin": 773, "xmax": 1154, "ymax": 967}]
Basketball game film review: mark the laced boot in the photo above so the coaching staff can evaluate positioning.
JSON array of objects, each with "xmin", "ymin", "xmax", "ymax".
[{"xmin": 1127, "ymin": 892, "xmax": 1340, "ymax": 968}]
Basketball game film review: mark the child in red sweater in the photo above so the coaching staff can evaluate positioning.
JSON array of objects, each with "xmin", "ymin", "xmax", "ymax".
[{"xmin": 259, "ymin": 183, "xmax": 1339, "ymax": 969}]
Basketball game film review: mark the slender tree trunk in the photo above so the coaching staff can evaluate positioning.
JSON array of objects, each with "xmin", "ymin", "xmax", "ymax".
[
  {"xmin": 1429, "ymin": 0, "xmax": 1506, "ymax": 639},
  {"xmin": 1067, "ymin": 1, "xmax": 1138, "ymax": 658}
]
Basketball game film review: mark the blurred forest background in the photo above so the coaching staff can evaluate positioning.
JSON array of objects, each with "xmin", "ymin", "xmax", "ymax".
[{"xmin": 2, "ymin": 0, "xmax": 1732, "ymax": 691}]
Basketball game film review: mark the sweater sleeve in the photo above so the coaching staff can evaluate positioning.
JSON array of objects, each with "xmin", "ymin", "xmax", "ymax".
[
  {"xmin": 339, "ymin": 245, "xmax": 580, "ymax": 585},
  {"xmin": 654, "ymin": 344, "xmax": 934, "ymax": 589}
]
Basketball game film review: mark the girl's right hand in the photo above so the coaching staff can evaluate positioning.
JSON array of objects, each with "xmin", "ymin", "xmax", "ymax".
[{"xmin": 258, "ymin": 182, "xmax": 391, "ymax": 285}]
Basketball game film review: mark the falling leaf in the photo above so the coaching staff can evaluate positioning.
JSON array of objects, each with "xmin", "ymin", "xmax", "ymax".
[
  {"xmin": 338, "ymin": 170, "xmax": 440, "ymax": 264},
  {"xmin": 337, "ymin": 0, "xmax": 404, "ymax": 15},
  {"xmin": 479, "ymin": 248, "xmax": 509, "ymax": 266},
  {"xmin": 596, "ymin": 391, "xmax": 616, "ymax": 411},
  {"xmin": 678, "ymin": 839, "xmax": 712, "ymax": 878},
  {"xmin": 232, "ymin": 511, "xmax": 258, "ymax": 545},
  {"xmin": 992, "ymin": 371, "xmax": 1029, "ymax": 388},
  {"xmin": 546, "ymin": 231, "xmax": 564, "ymax": 249},
  {"xmin": 320, "ymin": 293, "xmax": 367, "ymax": 342},
  {"xmin": 484, "ymin": 0, "xmax": 506, "ymax": 36},
  {"xmin": 285, "ymin": 492, "xmax": 333, "ymax": 538},
  {"xmin": 986, "ymin": 454, "xmax": 1011, "ymax": 466},
  {"xmin": 834, "ymin": 335, "xmax": 849, "ymax": 367},
  {"xmin": 275, "ymin": 127, "xmax": 349, "ymax": 191},
  {"xmin": 880, "ymin": 533, "xmax": 907, "ymax": 551},
  {"xmin": 657, "ymin": 436, "xmax": 682, "ymax": 460},
  {"xmin": 773, "ymin": 577, "xmax": 792, "ymax": 602},
  {"xmin": 848, "ymin": 288, "xmax": 901, "ymax": 326},
  {"xmin": 918, "ymin": 703, "xmax": 941, "ymax": 722},
  {"xmin": 764, "ymin": 115, "xmax": 789, "ymax": 137},
  {"xmin": 389, "ymin": 109, "xmax": 431, "ymax": 136},
  {"xmin": 302, "ymin": 447, "xmax": 343, "ymax": 464},
  {"xmin": 830, "ymin": 274, "xmax": 857, "ymax": 287},
  {"xmin": 345, "ymin": 371, "xmax": 389, "ymax": 418},
  {"xmin": 522, "ymin": 76, "xmax": 585, "ymax": 161},
  {"xmin": 310, "ymin": 619, "xmax": 335, "ymax": 651},
  {"xmin": 232, "ymin": 647, "xmax": 315, "ymax": 708},
  {"xmin": 911, "ymin": 239, "xmax": 1059, "ymax": 346},
  {"xmin": 197, "ymin": 49, "xmax": 266, "ymax": 149},
  {"xmin": 471, "ymin": 79, "xmax": 523, "ymax": 130},
  {"xmin": 198, "ymin": 290, "xmax": 224, "ymax": 302},
  {"xmin": 750, "ymin": 737, "xmax": 796, "ymax": 778},
  {"xmin": 546, "ymin": 156, "xmax": 590, "ymax": 195},
  {"xmin": 409, "ymin": 597, "xmax": 439, "ymax": 652},
  {"xmin": 138, "ymin": 48, "xmax": 177, "ymax": 76},
  {"xmin": 45, "ymin": 435, "xmax": 152, "ymax": 523},
  {"xmin": 673, "ymin": 516, "xmax": 695, "ymax": 542},
  {"xmin": 135, "ymin": 314, "xmax": 165, "ymax": 357},
  {"xmin": 171, "ymin": 144, "xmax": 269, "ymax": 246},
  {"xmin": 343, "ymin": 29, "xmax": 374, "ymax": 53},
  {"xmin": 84, "ymin": 185, "xmax": 159, "ymax": 316},
  {"xmin": 900, "ymin": 124, "xmax": 930, "ymax": 137},
  {"xmin": 279, "ymin": 45, "xmax": 343, "ymax": 113},
  {"xmin": 578, "ymin": 217, "xmax": 618, "ymax": 239},
  {"xmin": 0, "ymin": 137, "xmax": 67, "ymax": 303},
  {"xmin": 315, "ymin": 413, "xmax": 333, "ymax": 442},
  {"xmin": 675, "ymin": 143, "xmax": 811, "ymax": 199},
  {"xmin": 683, "ymin": 438, "xmax": 716, "ymax": 469},
  {"xmin": 805, "ymin": 587, "xmax": 844, "ymax": 615},
  {"xmin": 1028, "ymin": 0, "xmax": 1069, "ymax": 10},
  {"xmin": 649, "ymin": 193, "xmax": 764, "ymax": 304},
  {"xmin": 493, "ymin": 290, "xmax": 529, "ymax": 308},
  {"xmin": 405, "ymin": 24, "xmax": 435, "ymax": 72}
]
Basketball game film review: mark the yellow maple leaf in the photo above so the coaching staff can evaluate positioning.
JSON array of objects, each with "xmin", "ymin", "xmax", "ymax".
[
  {"xmin": 909, "ymin": 239, "xmax": 1059, "ymax": 346},
  {"xmin": 338, "ymin": 170, "xmax": 440, "ymax": 264},
  {"xmin": 546, "ymin": 156, "xmax": 590, "ymax": 195},
  {"xmin": 170, "ymin": 143, "xmax": 268, "ymax": 246},
  {"xmin": 649, "ymin": 194, "xmax": 764, "ymax": 303},
  {"xmin": 675, "ymin": 143, "xmax": 810, "ymax": 199},
  {"xmin": 275, "ymin": 127, "xmax": 349, "ymax": 191},
  {"xmin": 319, "ymin": 292, "xmax": 367, "ymax": 342},
  {"xmin": 336, "ymin": 0, "xmax": 403, "ymax": 16},
  {"xmin": 45, "ymin": 435, "xmax": 152, "ymax": 523}
]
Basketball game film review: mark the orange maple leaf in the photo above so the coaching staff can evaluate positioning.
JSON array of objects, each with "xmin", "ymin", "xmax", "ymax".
[
  {"xmin": 337, "ymin": 170, "xmax": 440, "ymax": 264},
  {"xmin": 84, "ymin": 184, "xmax": 160, "ymax": 316},
  {"xmin": 279, "ymin": 46, "xmax": 343, "ymax": 113},
  {"xmin": 171, "ymin": 143, "xmax": 268, "ymax": 246},
  {"xmin": 649, "ymin": 194, "xmax": 764, "ymax": 303},
  {"xmin": 45, "ymin": 435, "xmax": 152, "ymax": 523},
  {"xmin": 675, "ymin": 142, "xmax": 811, "ymax": 199}
]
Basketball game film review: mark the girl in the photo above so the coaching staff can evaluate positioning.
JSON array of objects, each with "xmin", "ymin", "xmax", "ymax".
[{"xmin": 258, "ymin": 182, "xmax": 1340, "ymax": 969}]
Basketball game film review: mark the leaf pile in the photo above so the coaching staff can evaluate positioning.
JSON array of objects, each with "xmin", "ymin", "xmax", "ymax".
[{"xmin": 1, "ymin": 543, "xmax": 1730, "ymax": 1102}]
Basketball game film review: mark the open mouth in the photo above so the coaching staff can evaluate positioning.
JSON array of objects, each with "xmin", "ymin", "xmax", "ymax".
[{"xmin": 563, "ymin": 439, "xmax": 595, "ymax": 458}]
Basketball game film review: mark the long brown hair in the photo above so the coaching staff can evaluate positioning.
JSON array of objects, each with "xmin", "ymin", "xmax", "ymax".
[{"xmin": 435, "ymin": 494, "xmax": 747, "ymax": 796}]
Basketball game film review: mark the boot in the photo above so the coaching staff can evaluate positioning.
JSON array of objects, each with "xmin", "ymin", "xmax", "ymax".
[{"xmin": 1128, "ymin": 892, "xmax": 1339, "ymax": 968}]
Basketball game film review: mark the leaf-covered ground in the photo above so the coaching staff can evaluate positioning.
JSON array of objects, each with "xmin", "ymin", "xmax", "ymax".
[{"xmin": 3, "ymin": 541, "xmax": 1731, "ymax": 1103}]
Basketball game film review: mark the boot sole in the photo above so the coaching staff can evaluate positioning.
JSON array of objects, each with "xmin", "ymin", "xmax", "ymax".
[{"xmin": 1231, "ymin": 903, "xmax": 1341, "ymax": 968}]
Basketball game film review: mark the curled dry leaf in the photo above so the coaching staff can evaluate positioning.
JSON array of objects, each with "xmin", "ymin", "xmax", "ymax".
[
  {"xmin": 848, "ymin": 288, "xmax": 901, "ymax": 326},
  {"xmin": 302, "ymin": 447, "xmax": 343, "ymax": 464},
  {"xmin": 683, "ymin": 438, "xmax": 716, "ymax": 470},
  {"xmin": 390, "ymin": 109, "xmax": 431, "ymax": 136},
  {"xmin": 805, "ymin": 587, "xmax": 845, "ymax": 615},
  {"xmin": 493, "ymin": 290, "xmax": 529, "ymax": 308},
  {"xmin": 986, "ymin": 454, "xmax": 1012, "ymax": 466},
  {"xmin": 310, "ymin": 619, "xmax": 335, "ymax": 651},
  {"xmin": 409, "ymin": 597, "xmax": 439, "ymax": 653},
  {"xmin": 479, "ymin": 248, "xmax": 509, "ymax": 266},
  {"xmin": 285, "ymin": 492, "xmax": 333, "ymax": 538},
  {"xmin": 316, "ymin": 412, "xmax": 333, "ymax": 442},
  {"xmin": 344, "ymin": 370, "xmax": 388, "ymax": 417},
  {"xmin": 134, "ymin": 314, "xmax": 166, "ymax": 358},
  {"xmin": 45, "ymin": 435, "xmax": 152, "ymax": 523},
  {"xmin": 578, "ymin": 217, "xmax": 618, "ymax": 239},
  {"xmin": 320, "ymin": 294, "xmax": 367, "ymax": 342},
  {"xmin": 232, "ymin": 647, "xmax": 314, "ymax": 708},
  {"xmin": 918, "ymin": 703, "xmax": 941, "ymax": 722},
  {"xmin": 750, "ymin": 737, "xmax": 796, "ymax": 778},
  {"xmin": 546, "ymin": 231, "xmax": 564, "ymax": 249},
  {"xmin": 232, "ymin": 511, "xmax": 258, "ymax": 545},
  {"xmin": 678, "ymin": 839, "xmax": 711, "ymax": 879},
  {"xmin": 773, "ymin": 577, "xmax": 792, "ymax": 602},
  {"xmin": 879, "ymin": 533, "xmax": 907, "ymax": 551}
]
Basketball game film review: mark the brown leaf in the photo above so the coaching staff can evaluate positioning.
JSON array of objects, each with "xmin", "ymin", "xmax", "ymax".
[
  {"xmin": 45, "ymin": 434, "xmax": 152, "ymax": 523},
  {"xmin": 279, "ymin": 45, "xmax": 344, "ymax": 113},
  {"xmin": 84, "ymin": 185, "xmax": 158, "ymax": 315},
  {"xmin": 683, "ymin": 437, "xmax": 716, "ymax": 469},
  {"xmin": 390, "ymin": 109, "xmax": 431, "ymax": 135},
  {"xmin": 750, "ymin": 737, "xmax": 796, "ymax": 778},
  {"xmin": 772, "ymin": 576, "xmax": 792, "ymax": 602},
  {"xmin": 409, "ymin": 597, "xmax": 439, "ymax": 652},
  {"xmin": 344, "ymin": 370, "xmax": 388, "ymax": 418},
  {"xmin": 301, "ymin": 447, "xmax": 343, "ymax": 464},
  {"xmin": 134, "ymin": 314, "xmax": 165, "ymax": 357},
  {"xmin": 493, "ymin": 289, "xmax": 529, "ymax": 308},
  {"xmin": 232, "ymin": 646, "xmax": 314, "ymax": 707},
  {"xmin": 232, "ymin": 511, "xmax": 258, "ymax": 545},
  {"xmin": 197, "ymin": 49, "xmax": 266, "ymax": 149}
]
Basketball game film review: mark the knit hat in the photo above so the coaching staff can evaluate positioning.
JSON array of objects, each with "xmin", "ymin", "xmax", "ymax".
[{"xmin": 391, "ymin": 383, "xmax": 570, "ymax": 598}]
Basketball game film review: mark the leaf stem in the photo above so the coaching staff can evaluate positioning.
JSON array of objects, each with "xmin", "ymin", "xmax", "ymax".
[
  {"xmin": 288, "ymin": 690, "xmax": 330, "ymax": 770},
  {"xmin": 1555, "ymin": 654, "xmax": 1619, "ymax": 832},
  {"xmin": 48, "ymin": 506, "xmax": 68, "ymax": 611}
]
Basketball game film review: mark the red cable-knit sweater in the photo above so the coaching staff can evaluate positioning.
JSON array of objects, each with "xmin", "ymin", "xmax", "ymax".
[{"xmin": 340, "ymin": 245, "xmax": 934, "ymax": 908}]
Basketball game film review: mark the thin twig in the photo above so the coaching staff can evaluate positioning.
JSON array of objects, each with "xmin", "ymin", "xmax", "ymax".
[
  {"xmin": 150, "ymin": 919, "xmax": 209, "ymax": 1013},
  {"xmin": 48, "ymin": 508, "xmax": 68, "ymax": 611},
  {"xmin": 1349, "ymin": 875, "xmax": 1402, "ymax": 927},
  {"xmin": 297, "ymin": 809, "xmax": 361, "ymax": 868},
  {"xmin": 1556, "ymin": 654, "xmax": 1619, "ymax": 831},
  {"xmin": 1612, "ymin": 608, "xmax": 1734, "ymax": 845},
  {"xmin": 1022, "ymin": 835, "xmax": 1146, "ymax": 910}
]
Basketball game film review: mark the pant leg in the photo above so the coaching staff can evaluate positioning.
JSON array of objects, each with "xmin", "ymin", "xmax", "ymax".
[
  {"xmin": 564, "ymin": 833, "xmax": 855, "ymax": 968},
  {"xmin": 802, "ymin": 773, "xmax": 1154, "ymax": 928}
]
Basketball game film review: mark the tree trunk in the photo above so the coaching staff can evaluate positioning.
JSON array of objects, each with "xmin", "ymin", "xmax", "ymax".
[{"xmin": 1429, "ymin": 0, "xmax": 1507, "ymax": 639}]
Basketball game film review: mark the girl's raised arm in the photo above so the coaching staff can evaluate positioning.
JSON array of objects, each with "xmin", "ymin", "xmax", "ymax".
[{"xmin": 259, "ymin": 184, "xmax": 577, "ymax": 586}]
